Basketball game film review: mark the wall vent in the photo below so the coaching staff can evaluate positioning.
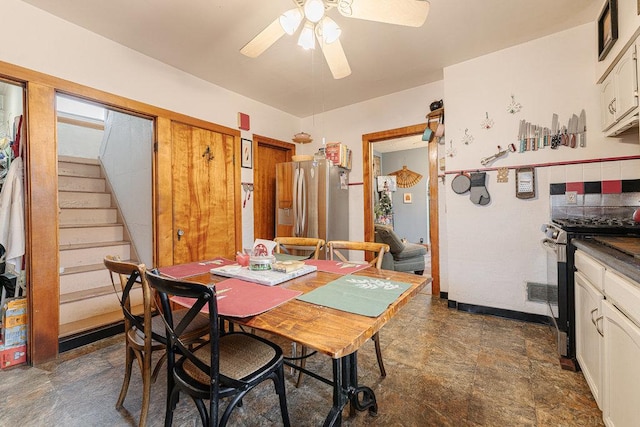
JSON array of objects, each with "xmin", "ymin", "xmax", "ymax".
[{"xmin": 527, "ymin": 282, "xmax": 557, "ymax": 304}]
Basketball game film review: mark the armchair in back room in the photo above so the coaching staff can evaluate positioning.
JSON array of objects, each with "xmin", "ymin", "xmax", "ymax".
[{"xmin": 374, "ymin": 224, "xmax": 426, "ymax": 275}]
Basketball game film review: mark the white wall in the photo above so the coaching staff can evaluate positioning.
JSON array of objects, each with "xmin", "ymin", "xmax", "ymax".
[
  {"xmin": 100, "ymin": 111, "xmax": 154, "ymax": 266},
  {"xmin": 442, "ymin": 23, "xmax": 640, "ymax": 314},
  {"xmin": 57, "ymin": 122, "xmax": 103, "ymax": 158}
]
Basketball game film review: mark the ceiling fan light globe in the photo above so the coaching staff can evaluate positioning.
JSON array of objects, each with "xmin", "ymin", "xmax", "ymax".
[
  {"xmin": 304, "ymin": 0, "xmax": 325, "ymax": 23},
  {"xmin": 318, "ymin": 16, "xmax": 341, "ymax": 44},
  {"xmin": 279, "ymin": 8, "xmax": 303, "ymax": 35},
  {"xmin": 297, "ymin": 21, "xmax": 316, "ymax": 50}
]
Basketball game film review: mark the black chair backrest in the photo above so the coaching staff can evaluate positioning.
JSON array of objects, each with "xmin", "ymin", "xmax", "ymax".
[{"xmin": 145, "ymin": 271, "xmax": 221, "ymax": 391}]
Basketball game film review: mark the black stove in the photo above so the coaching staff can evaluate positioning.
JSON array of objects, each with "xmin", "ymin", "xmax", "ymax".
[{"xmin": 552, "ymin": 217, "xmax": 640, "ymax": 235}]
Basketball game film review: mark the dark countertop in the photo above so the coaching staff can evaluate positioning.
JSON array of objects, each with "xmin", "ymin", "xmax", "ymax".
[{"xmin": 572, "ymin": 238, "xmax": 640, "ymax": 284}]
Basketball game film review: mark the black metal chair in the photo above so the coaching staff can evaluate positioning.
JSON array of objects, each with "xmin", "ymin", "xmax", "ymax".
[{"xmin": 145, "ymin": 271, "xmax": 291, "ymax": 427}]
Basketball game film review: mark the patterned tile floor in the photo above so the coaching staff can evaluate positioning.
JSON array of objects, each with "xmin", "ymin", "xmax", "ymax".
[{"xmin": 0, "ymin": 292, "xmax": 603, "ymax": 426}]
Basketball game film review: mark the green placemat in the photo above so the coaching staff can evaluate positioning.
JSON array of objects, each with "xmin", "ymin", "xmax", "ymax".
[{"xmin": 296, "ymin": 275, "xmax": 412, "ymax": 317}]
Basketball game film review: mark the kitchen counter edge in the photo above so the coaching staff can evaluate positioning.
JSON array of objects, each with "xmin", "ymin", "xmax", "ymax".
[{"xmin": 572, "ymin": 238, "xmax": 640, "ymax": 284}]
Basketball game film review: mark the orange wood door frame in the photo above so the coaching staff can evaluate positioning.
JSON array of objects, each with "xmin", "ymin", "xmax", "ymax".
[
  {"xmin": 252, "ymin": 135, "xmax": 295, "ymax": 240},
  {"xmin": 362, "ymin": 122, "xmax": 440, "ymax": 295}
]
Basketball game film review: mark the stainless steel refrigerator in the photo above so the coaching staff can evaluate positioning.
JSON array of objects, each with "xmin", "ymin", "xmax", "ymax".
[{"xmin": 275, "ymin": 159, "xmax": 349, "ymax": 244}]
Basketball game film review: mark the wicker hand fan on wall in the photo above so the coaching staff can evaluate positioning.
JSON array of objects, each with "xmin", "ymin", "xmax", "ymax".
[{"xmin": 388, "ymin": 166, "xmax": 422, "ymax": 188}]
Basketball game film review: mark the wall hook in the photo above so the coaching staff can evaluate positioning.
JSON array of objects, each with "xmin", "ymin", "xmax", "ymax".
[{"xmin": 202, "ymin": 145, "xmax": 214, "ymax": 161}]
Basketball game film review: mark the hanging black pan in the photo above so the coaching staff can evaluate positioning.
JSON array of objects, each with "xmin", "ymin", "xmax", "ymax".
[{"xmin": 451, "ymin": 171, "xmax": 471, "ymax": 194}]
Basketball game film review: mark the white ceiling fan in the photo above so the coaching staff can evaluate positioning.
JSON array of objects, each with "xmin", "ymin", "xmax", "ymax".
[{"xmin": 240, "ymin": 0, "xmax": 430, "ymax": 80}]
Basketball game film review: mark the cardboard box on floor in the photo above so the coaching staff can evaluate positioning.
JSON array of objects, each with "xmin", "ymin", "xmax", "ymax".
[
  {"xmin": 0, "ymin": 343, "xmax": 26, "ymax": 369},
  {"xmin": 2, "ymin": 298, "xmax": 27, "ymax": 328},
  {"xmin": 1, "ymin": 298, "xmax": 27, "ymax": 349}
]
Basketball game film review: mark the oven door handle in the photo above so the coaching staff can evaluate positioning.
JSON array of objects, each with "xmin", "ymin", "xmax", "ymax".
[{"xmin": 541, "ymin": 238, "xmax": 558, "ymax": 253}]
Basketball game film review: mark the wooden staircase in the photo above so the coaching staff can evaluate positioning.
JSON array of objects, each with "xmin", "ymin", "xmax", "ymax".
[{"xmin": 58, "ymin": 156, "xmax": 142, "ymax": 338}]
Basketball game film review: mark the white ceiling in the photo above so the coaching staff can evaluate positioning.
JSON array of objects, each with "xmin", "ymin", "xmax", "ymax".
[{"xmin": 21, "ymin": 0, "xmax": 601, "ymax": 118}]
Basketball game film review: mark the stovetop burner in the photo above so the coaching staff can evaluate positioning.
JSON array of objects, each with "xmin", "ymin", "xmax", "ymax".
[{"xmin": 552, "ymin": 216, "xmax": 640, "ymax": 234}]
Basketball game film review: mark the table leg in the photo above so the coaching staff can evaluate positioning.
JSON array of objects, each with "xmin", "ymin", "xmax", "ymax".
[
  {"xmin": 346, "ymin": 352, "xmax": 378, "ymax": 416},
  {"xmin": 323, "ymin": 352, "xmax": 378, "ymax": 427},
  {"xmin": 323, "ymin": 358, "xmax": 345, "ymax": 427}
]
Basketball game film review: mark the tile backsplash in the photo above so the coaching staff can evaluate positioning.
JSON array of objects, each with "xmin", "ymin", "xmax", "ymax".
[{"xmin": 550, "ymin": 168, "xmax": 640, "ymax": 219}]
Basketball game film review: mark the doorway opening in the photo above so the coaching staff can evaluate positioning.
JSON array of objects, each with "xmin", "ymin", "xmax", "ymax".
[{"xmin": 362, "ymin": 123, "xmax": 440, "ymax": 295}]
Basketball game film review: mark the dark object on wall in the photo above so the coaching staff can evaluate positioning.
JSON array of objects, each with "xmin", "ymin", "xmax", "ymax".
[
  {"xmin": 0, "ymin": 244, "xmax": 5, "ymax": 274},
  {"xmin": 597, "ymin": 0, "xmax": 618, "ymax": 61},
  {"xmin": 430, "ymin": 100, "xmax": 443, "ymax": 111},
  {"xmin": 1, "ymin": 272, "xmax": 17, "ymax": 298}
]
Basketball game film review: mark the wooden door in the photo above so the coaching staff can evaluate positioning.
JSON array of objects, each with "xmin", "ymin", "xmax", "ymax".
[
  {"xmin": 253, "ymin": 135, "xmax": 295, "ymax": 240},
  {"xmin": 171, "ymin": 122, "xmax": 237, "ymax": 263}
]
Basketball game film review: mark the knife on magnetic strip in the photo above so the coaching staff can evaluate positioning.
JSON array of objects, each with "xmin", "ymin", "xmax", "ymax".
[{"xmin": 578, "ymin": 109, "xmax": 586, "ymax": 147}]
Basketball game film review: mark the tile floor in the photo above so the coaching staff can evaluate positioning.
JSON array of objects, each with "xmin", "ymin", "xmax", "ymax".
[{"xmin": 0, "ymin": 292, "xmax": 603, "ymax": 426}]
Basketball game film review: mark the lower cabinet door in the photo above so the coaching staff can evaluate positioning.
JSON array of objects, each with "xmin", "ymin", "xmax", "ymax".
[
  {"xmin": 575, "ymin": 271, "xmax": 603, "ymax": 408},
  {"xmin": 602, "ymin": 300, "xmax": 640, "ymax": 427}
]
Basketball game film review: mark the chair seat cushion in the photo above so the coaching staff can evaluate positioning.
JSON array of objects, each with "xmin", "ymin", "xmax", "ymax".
[
  {"xmin": 393, "ymin": 242, "xmax": 427, "ymax": 260},
  {"xmin": 131, "ymin": 310, "xmax": 208, "ymax": 345},
  {"xmin": 183, "ymin": 333, "xmax": 277, "ymax": 385}
]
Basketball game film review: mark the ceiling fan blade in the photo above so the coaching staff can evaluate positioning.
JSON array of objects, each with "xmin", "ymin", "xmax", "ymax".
[
  {"xmin": 240, "ymin": 18, "xmax": 286, "ymax": 58},
  {"xmin": 319, "ymin": 39, "xmax": 351, "ymax": 79},
  {"xmin": 338, "ymin": 0, "xmax": 430, "ymax": 27}
]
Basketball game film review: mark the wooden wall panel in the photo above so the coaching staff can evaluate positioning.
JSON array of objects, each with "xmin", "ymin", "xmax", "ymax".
[
  {"xmin": 26, "ymin": 82, "xmax": 59, "ymax": 364},
  {"xmin": 155, "ymin": 117, "xmax": 173, "ymax": 267}
]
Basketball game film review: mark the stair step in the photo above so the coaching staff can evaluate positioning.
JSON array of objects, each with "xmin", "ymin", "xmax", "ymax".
[
  {"xmin": 59, "ymin": 191, "xmax": 111, "ymax": 209},
  {"xmin": 58, "ymin": 156, "xmax": 100, "ymax": 165},
  {"xmin": 60, "ymin": 266, "xmax": 112, "ymax": 295},
  {"xmin": 60, "ymin": 242, "xmax": 130, "ymax": 270},
  {"xmin": 59, "ymin": 287, "xmax": 142, "ymax": 326},
  {"xmin": 59, "ymin": 304, "xmax": 144, "ymax": 338},
  {"xmin": 59, "ymin": 224, "xmax": 123, "ymax": 245},
  {"xmin": 58, "ymin": 175, "xmax": 106, "ymax": 192},
  {"xmin": 59, "ymin": 208, "xmax": 117, "ymax": 225},
  {"xmin": 58, "ymin": 161, "xmax": 102, "ymax": 178},
  {"xmin": 60, "ymin": 285, "xmax": 122, "ymax": 304}
]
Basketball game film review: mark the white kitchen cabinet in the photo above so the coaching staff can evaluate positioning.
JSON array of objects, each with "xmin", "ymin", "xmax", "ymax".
[
  {"xmin": 601, "ymin": 74, "xmax": 617, "ymax": 131},
  {"xmin": 574, "ymin": 249, "xmax": 606, "ymax": 409},
  {"xmin": 574, "ymin": 271, "xmax": 604, "ymax": 409},
  {"xmin": 601, "ymin": 45, "xmax": 638, "ymax": 133},
  {"xmin": 602, "ymin": 299, "xmax": 640, "ymax": 427}
]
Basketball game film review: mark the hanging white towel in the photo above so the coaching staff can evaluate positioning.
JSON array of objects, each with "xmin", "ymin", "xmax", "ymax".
[{"xmin": 0, "ymin": 156, "xmax": 24, "ymax": 271}]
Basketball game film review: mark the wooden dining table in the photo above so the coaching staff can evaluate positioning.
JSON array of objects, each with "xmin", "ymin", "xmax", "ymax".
[{"xmin": 184, "ymin": 265, "xmax": 431, "ymax": 426}]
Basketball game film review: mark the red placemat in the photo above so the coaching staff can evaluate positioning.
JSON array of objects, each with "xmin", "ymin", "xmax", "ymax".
[
  {"xmin": 171, "ymin": 278, "xmax": 302, "ymax": 318},
  {"xmin": 304, "ymin": 259, "xmax": 370, "ymax": 275},
  {"xmin": 159, "ymin": 258, "xmax": 235, "ymax": 279}
]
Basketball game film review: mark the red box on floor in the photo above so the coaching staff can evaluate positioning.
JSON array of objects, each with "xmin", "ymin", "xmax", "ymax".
[{"xmin": 0, "ymin": 343, "xmax": 27, "ymax": 369}]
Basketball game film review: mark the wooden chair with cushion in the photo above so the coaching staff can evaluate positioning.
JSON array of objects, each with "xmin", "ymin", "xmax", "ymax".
[
  {"xmin": 104, "ymin": 256, "xmax": 209, "ymax": 427},
  {"xmin": 295, "ymin": 240, "xmax": 390, "ymax": 387},
  {"xmin": 273, "ymin": 236, "xmax": 325, "ymax": 259},
  {"xmin": 145, "ymin": 270, "xmax": 291, "ymax": 427}
]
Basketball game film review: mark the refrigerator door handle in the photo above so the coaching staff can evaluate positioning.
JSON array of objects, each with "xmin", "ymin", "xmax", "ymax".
[
  {"xmin": 300, "ymin": 168, "xmax": 307, "ymax": 234},
  {"xmin": 293, "ymin": 168, "xmax": 299, "ymax": 236}
]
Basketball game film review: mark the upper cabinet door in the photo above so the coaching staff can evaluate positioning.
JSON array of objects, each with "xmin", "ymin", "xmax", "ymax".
[
  {"xmin": 614, "ymin": 45, "xmax": 638, "ymax": 123},
  {"xmin": 601, "ymin": 75, "xmax": 617, "ymax": 131}
]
